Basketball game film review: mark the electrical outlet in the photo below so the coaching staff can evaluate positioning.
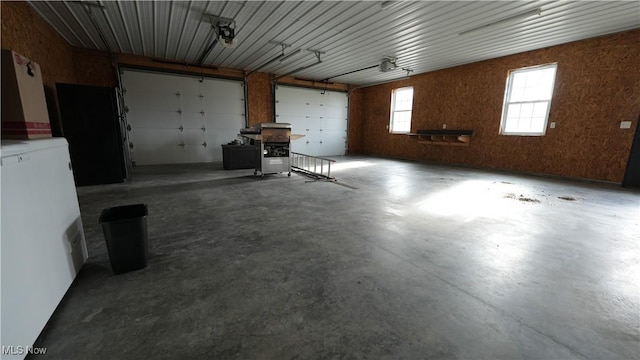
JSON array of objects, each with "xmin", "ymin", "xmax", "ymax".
[
  {"xmin": 620, "ymin": 121, "xmax": 632, "ymax": 129},
  {"xmin": 442, "ymin": 124, "xmax": 446, "ymax": 129},
  {"xmin": 549, "ymin": 122, "xmax": 556, "ymax": 129}
]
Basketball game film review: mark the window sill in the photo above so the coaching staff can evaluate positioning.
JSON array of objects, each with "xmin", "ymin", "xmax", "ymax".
[{"xmin": 500, "ymin": 132, "xmax": 546, "ymax": 136}]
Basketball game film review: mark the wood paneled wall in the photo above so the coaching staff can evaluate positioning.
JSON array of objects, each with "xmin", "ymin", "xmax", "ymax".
[
  {"xmin": 347, "ymin": 90, "xmax": 364, "ymax": 154},
  {"xmin": 349, "ymin": 30, "xmax": 640, "ymax": 182},
  {"xmin": 1, "ymin": 2, "xmax": 76, "ymax": 89},
  {"xmin": 73, "ymin": 48, "xmax": 117, "ymax": 88},
  {"xmin": 248, "ymin": 72, "xmax": 272, "ymax": 126}
]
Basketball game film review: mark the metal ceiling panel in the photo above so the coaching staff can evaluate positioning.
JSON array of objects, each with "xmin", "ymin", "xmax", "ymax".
[
  {"xmin": 32, "ymin": 2, "xmax": 94, "ymax": 48},
  {"xmin": 27, "ymin": 1, "xmax": 640, "ymax": 86},
  {"xmin": 235, "ymin": 2, "xmax": 315, "ymax": 69},
  {"xmin": 217, "ymin": 2, "xmax": 307, "ymax": 68}
]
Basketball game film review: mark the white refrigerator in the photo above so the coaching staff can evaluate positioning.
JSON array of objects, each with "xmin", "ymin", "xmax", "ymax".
[{"xmin": 1, "ymin": 138, "xmax": 88, "ymax": 359}]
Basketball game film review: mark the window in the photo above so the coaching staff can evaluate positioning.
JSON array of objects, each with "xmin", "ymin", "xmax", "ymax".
[
  {"xmin": 500, "ymin": 64, "xmax": 557, "ymax": 136},
  {"xmin": 390, "ymin": 87, "xmax": 414, "ymax": 133}
]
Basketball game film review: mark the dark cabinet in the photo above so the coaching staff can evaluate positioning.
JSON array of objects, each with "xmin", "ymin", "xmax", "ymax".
[
  {"xmin": 221, "ymin": 145, "xmax": 256, "ymax": 170},
  {"xmin": 56, "ymin": 83, "xmax": 127, "ymax": 186}
]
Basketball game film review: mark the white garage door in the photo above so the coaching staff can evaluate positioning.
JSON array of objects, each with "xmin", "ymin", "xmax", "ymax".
[
  {"xmin": 120, "ymin": 69, "xmax": 244, "ymax": 165},
  {"xmin": 275, "ymin": 86, "xmax": 348, "ymax": 157}
]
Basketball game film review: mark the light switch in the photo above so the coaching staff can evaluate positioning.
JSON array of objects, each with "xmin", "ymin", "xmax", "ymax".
[
  {"xmin": 620, "ymin": 121, "xmax": 632, "ymax": 129},
  {"xmin": 442, "ymin": 124, "xmax": 447, "ymax": 129},
  {"xmin": 549, "ymin": 122, "xmax": 556, "ymax": 129}
]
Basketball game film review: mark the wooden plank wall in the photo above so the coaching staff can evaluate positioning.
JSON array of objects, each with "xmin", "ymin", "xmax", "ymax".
[
  {"xmin": 347, "ymin": 90, "xmax": 364, "ymax": 154},
  {"xmin": 1, "ymin": 2, "xmax": 76, "ymax": 89},
  {"xmin": 73, "ymin": 48, "xmax": 117, "ymax": 88},
  {"xmin": 349, "ymin": 30, "xmax": 640, "ymax": 182},
  {"xmin": 247, "ymin": 72, "xmax": 272, "ymax": 126}
]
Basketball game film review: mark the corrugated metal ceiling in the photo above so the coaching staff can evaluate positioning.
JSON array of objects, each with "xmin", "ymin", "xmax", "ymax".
[{"xmin": 28, "ymin": 1, "xmax": 640, "ymax": 86}]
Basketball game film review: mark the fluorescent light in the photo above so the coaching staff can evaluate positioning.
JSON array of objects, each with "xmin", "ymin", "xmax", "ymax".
[{"xmin": 459, "ymin": 8, "xmax": 541, "ymax": 36}]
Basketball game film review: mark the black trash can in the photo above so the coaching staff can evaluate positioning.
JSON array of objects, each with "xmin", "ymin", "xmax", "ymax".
[{"xmin": 99, "ymin": 204, "xmax": 149, "ymax": 274}]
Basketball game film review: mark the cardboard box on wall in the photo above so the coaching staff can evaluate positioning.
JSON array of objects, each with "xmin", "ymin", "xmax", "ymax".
[{"xmin": 1, "ymin": 49, "xmax": 52, "ymax": 139}]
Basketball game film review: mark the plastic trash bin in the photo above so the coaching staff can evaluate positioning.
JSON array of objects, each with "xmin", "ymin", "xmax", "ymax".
[{"xmin": 99, "ymin": 204, "xmax": 149, "ymax": 274}]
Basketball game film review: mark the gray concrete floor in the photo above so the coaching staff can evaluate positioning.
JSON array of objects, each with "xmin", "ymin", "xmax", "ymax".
[{"xmin": 32, "ymin": 156, "xmax": 639, "ymax": 359}]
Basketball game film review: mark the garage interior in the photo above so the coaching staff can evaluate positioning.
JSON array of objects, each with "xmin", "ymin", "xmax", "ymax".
[{"xmin": 1, "ymin": 1, "xmax": 639, "ymax": 359}]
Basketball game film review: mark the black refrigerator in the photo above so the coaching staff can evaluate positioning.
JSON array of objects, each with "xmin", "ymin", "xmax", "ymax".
[{"xmin": 56, "ymin": 83, "xmax": 130, "ymax": 186}]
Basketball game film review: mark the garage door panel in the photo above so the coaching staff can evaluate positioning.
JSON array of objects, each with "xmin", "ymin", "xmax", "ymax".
[
  {"xmin": 181, "ymin": 113, "xmax": 206, "ymax": 129},
  {"xmin": 123, "ymin": 71, "xmax": 179, "ymax": 94},
  {"xmin": 323, "ymin": 116, "xmax": 347, "ymax": 131},
  {"xmin": 276, "ymin": 102, "xmax": 310, "ymax": 116},
  {"xmin": 129, "ymin": 128, "xmax": 181, "ymax": 146},
  {"xmin": 204, "ymin": 99, "xmax": 244, "ymax": 115},
  {"xmin": 177, "ymin": 76, "xmax": 203, "ymax": 95},
  {"xmin": 275, "ymin": 86, "xmax": 300, "ymax": 102},
  {"xmin": 206, "ymin": 131, "xmax": 241, "ymax": 159},
  {"xmin": 125, "ymin": 91, "xmax": 179, "ymax": 112},
  {"xmin": 182, "ymin": 129, "xmax": 205, "ymax": 145},
  {"xmin": 275, "ymin": 85, "xmax": 347, "ymax": 157},
  {"xmin": 290, "ymin": 123, "xmax": 308, "ymax": 134},
  {"xmin": 179, "ymin": 95, "xmax": 204, "ymax": 111},
  {"xmin": 207, "ymin": 115, "xmax": 244, "ymax": 131},
  {"xmin": 276, "ymin": 115, "xmax": 307, "ymax": 134},
  {"xmin": 127, "ymin": 110, "xmax": 180, "ymax": 129},
  {"xmin": 300, "ymin": 128, "xmax": 314, "ymax": 142},
  {"xmin": 319, "ymin": 93, "xmax": 348, "ymax": 107},
  {"xmin": 291, "ymin": 131, "xmax": 318, "ymax": 155},
  {"xmin": 202, "ymin": 79, "xmax": 243, "ymax": 99},
  {"xmin": 122, "ymin": 69, "xmax": 244, "ymax": 165},
  {"xmin": 184, "ymin": 144, "xmax": 214, "ymax": 163},
  {"xmin": 321, "ymin": 130, "xmax": 347, "ymax": 156},
  {"xmin": 133, "ymin": 145, "xmax": 185, "ymax": 165},
  {"xmin": 305, "ymin": 117, "xmax": 322, "ymax": 131},
  {"xmin": 290, "ymin": 137, "xmax": 307, "ymax": 153},
  {"xmin": 322, "ymin": 105, "xmax": 347, "ymax": 119}
]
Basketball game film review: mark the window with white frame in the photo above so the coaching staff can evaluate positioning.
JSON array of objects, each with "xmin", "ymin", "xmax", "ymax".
[
  {"xmin": 500, "ymin": 64, "xmax": 557, "ymax": 136},
  {"xmin": 390, "ymin": 87, "xmax": 414, "ymax": 133}
]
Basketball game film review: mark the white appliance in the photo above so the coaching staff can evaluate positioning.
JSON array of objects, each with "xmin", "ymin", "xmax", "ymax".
[{"xmin": 1, "ymin": 138, "xmax": 88, "ymax": 360}]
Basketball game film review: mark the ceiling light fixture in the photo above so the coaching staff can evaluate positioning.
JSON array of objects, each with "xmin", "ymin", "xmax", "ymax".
[{"xmin": 458, "ymin": 8, "xmax": 541, "ymax": 36}]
